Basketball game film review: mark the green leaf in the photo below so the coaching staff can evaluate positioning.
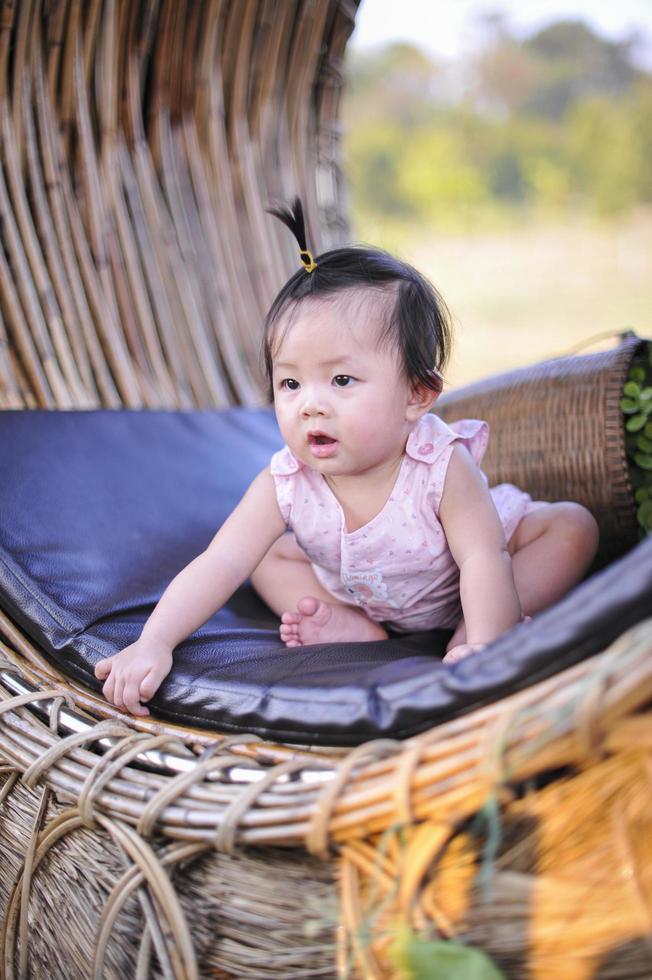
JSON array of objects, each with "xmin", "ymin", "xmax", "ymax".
[
  {"xmin": 637, "ymin": 501, "xmax": 652, "ymax": 531},
  {"xmin": 623, "ymin": 381, "xmax": 641, "ymax": 398},
  {"xmin": 645, "ymin": 422, "xmax": 652, "ymax": 440},
  {"xmin": 401, "ymin": 939, "xmax": 505, "ymax": 980},
  {"xmin": 635, "ymin": 488, "xmax": 649, "ymax": 504},
  {"xmin": 629, "ymin": 366, "xmax": 646, "ymax": 383},
  {"xmin": 640, "ymin": 388, "xmax": 652, "ymax": 402},
  {"xmin": 634, "ymin": 452, "xmax": 652, "ymax": 470},
  {"xmin": 626, "ymin": 414, "xmax": 648, "ymax": 432},
  {"xmin": 638, "ymin": 436, "xmax": 652, "ymax": 454},
  {"xmin": 621, "ymin": 397, "xmax": 639, "ymax": 414}
]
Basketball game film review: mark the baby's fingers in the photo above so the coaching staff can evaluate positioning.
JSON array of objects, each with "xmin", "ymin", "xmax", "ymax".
[
  {"xmin": 101, "ymin": 669, "xmax": 116, "ymax": 706},
  {"xmin": 112, "ymin": 674, "xmax": 126, "ymax": 711},
  {"xmin": 94, "ymin": 657, "xmax": 112, "ymax": 680},
  {"xmin": 123, "ymin": 675, "xmax": 149, "ymax": 717},
  {"xmin": 442, "ymin": 644, "xmax": 473, "ymax": 664},
  {"xmin": 139, "ymin": 669, "xmax": 160, "ymax": 704}
]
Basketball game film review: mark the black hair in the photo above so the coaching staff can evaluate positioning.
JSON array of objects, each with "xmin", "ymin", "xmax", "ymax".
[{"xmin": 264, "ymin": 200, "xmax": 452, "ymax": 399}]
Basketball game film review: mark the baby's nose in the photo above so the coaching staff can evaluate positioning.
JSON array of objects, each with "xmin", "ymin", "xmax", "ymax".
[{"xmin": 300, "ymin": 390, "xmax": 328, "ymax": 417}]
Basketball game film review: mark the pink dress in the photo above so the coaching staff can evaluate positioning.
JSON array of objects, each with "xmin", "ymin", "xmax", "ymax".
[{"xmin": 269, "ymin": 413, "xmax": 536, "ymax": 633}]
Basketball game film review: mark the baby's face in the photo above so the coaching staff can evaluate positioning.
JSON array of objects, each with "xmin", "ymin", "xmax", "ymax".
[{"xmin": 271, "ymin": 294, "xmax": 430, "ymax": 480}]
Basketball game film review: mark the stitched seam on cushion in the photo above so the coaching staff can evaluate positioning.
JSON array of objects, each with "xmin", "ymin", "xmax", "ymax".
[
  {"xmin": 152, "ymin": 639, "xmax": 587, "ymax": 736},
  {"xmin": 0, "ymin": 553, "xmax": 116, "ymax": 662},
  {"xmin": 0, "ymin": 551, "xmax": 83, "ymax": 633},
  {"xmin": 68, "ymin": 634, "xmax": 111, "ymax": 656},
  {"xmin": 155, "ymin": 694, "xmax": 361, "ymax": 724},
  {"xmin": 158, "ymin": 673, "xmax": 377, "ymax": 704}
]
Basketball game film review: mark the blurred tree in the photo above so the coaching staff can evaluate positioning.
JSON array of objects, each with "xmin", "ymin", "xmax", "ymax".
[
  {"xmin": 522, "ymin": 20, "xmax": 641, "ymax": 119},
  {"xmin": 471, "ymin": 19, "xmax": 643, "ymax": 119},
  {"xmin": 630, "ymin": 80, "xmax": 652, "ymax": 203},
  {"xmin": 347, "ymin": 42, "xmax": 447, "ymax": 125},
  {"xmin": 470, "ymin": 20, "xmax": 543, "ymax": 118},
  {"xmin": 344, "ymin": 18, "xmax": 652, "ymax": 226},
  {"xmin": 397, "ymin": 130, "xmax": 488, "ymax": 219},
  {"xmin": 345, "ymin": 121, "xmax": 408, "ymax": 216},
  {"xmin": 567, "ymin": 97, "xmax": 643, "ymax": 214}
]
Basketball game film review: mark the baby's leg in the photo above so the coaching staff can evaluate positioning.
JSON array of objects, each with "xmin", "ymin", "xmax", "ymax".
[
  {"xmin": 251, "ymin": 533, "xmax": 387, "ymax": 647},
  {"xmin": 447, "ymin": 501, "xmax": 599, "ymax": 650},
  {"xmin": 506, "ymin": 500, "xmax": 599, "ymax": 614}
]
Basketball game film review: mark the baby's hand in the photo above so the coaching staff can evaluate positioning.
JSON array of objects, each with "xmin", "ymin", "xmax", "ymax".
[
  {"xmin": 94, "ymin": 639, "xmax": 174, "ymax": 716},
  {"xmin": 443, "ymin": 618, "xmax": 532, "ymax": 665},
  {"xmin": 442, "ymin": 642, "xmax": 486, "ymax": 664}
]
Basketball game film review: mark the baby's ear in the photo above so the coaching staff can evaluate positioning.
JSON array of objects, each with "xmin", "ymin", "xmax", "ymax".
[{"xmin": 407, "ymin": 382, "xmax": 439, "ymax": 420}]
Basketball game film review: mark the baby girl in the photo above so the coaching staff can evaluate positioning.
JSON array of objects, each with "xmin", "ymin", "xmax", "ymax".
[{"xmin": 95, "ymin": 201, "xmax": 599, "ymax": 716}]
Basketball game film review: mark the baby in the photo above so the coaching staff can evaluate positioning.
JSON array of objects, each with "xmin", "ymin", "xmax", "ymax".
[{"xmin": 95, "ymin": 201, "xmax": 599, "ymax": 716}]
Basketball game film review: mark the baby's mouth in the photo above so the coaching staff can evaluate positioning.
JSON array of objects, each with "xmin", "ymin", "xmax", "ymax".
[
  {"xmin": 307, "ymin": 431, "xmax": 339, "ymax": 457},
  {"xmin": 308, "ymin": 432, "xmax": 336, "ymax": 446}
]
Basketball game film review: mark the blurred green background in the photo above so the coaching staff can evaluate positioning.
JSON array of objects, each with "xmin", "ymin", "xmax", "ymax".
[{"xmin": 344, "ymin": 9, "xmax": 652, "ymax": 387}]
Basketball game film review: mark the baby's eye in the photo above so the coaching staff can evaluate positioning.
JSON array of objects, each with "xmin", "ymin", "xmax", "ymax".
[
  {"xmin": 333, "ymin": 375, "xmax": 355, "ymax": 387},
  {"xmin": 280, "ymin": 378, "xmax": 300, "ymax": 391}
]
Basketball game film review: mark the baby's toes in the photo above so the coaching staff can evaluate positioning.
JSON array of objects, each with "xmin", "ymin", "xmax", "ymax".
[
  {"xmin": 280, "ymin": 621, "xmax": 302, "ymax": 648},
  {"xmin": 281, "ymin": 611, "xmax": 301, "ymax": 626},
  {"xmin": 280, "ymin": 623, "xmax": 299, "ymax": 640}
]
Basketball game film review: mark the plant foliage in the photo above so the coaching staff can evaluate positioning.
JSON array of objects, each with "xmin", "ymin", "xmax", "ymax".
[
  {"xmin": 390, "ymin": 928, "xmax": 506, "ymax": 980},
  {"xmin": 622, "ymin": 342, "xmax": 652, "ymax": 534}
]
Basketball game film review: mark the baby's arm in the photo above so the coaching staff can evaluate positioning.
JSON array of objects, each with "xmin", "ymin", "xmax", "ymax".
[
  {"xmin": 438, "ymin": 444, "xmax": 522, "ymax": 659},
  {"xmin": 94, "ymin": 467, "xmax": 286, "ymax": 716}
]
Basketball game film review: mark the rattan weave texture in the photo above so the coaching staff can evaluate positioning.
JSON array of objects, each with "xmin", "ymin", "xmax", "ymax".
[
  {"xmin": 437, "ymin": 334, "xmax": 643, "ymax": 563},
  {"xmin": 0, "ymin": 0, "xmax": 354, "ymax": 410},
  {"xmin": 1, "ymin": 2, "xmax": 651, "ymax": 978},
  {"xmin": 0, "ymin": 615, "xmax": 651, "ymax": 977}
]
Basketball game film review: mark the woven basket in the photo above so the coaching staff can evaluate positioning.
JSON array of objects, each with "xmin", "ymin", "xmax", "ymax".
[
  {"xmin": 1, "ymin": 3, "xmax": 651, "ymax": 978},
  {"xmin": 1, "ymin": 611, "xmax": 651, "ymax": 979},
  {"xmin": 437, "ymin": 333, "xmax": 645, "ymax": 564}
]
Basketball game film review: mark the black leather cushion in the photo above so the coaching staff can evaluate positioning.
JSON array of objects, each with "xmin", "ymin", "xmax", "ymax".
[{"xmin": 0, "ymin": 409, "xmax": 650, "ymax": 746}]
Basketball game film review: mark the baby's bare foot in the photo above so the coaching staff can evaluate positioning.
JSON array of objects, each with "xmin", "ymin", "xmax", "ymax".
[{"xmin": 279, "ymin": 596, "xmax": 388, "ymax": 647}]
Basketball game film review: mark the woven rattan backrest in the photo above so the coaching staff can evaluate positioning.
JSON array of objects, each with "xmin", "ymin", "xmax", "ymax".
[
  {"xmin": 437, "ymin": 334, "xmax": 643, "ymax": 561},
  {"xmin": 0, "ymin": 0, "xmax": 357, "ymax": 410}
]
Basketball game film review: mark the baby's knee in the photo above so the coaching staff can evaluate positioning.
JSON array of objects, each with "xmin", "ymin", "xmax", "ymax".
[{"xmin": 549, "ymin": 502, "xmax": 599, "ymax": 561}]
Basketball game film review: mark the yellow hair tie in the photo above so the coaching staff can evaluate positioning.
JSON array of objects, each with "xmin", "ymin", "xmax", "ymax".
[{"xmin": 300, "ymin": 249, "xmax": 316, "ymax": 273}]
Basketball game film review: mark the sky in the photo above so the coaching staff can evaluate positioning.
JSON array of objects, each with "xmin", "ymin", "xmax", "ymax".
[{"xmin": 351, "ymin": 0, "xmax": 652, "ymax": 68}]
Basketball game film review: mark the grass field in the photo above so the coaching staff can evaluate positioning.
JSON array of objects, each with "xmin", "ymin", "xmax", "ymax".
[{"xmin": 374, "ymin": 210, "xmax": 652, "ymax": 391}]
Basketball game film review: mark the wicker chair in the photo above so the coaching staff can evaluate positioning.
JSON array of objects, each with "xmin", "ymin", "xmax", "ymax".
[{"xmin": 1, "ymin": 4, "xmax": 651, "ymax": 978}]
